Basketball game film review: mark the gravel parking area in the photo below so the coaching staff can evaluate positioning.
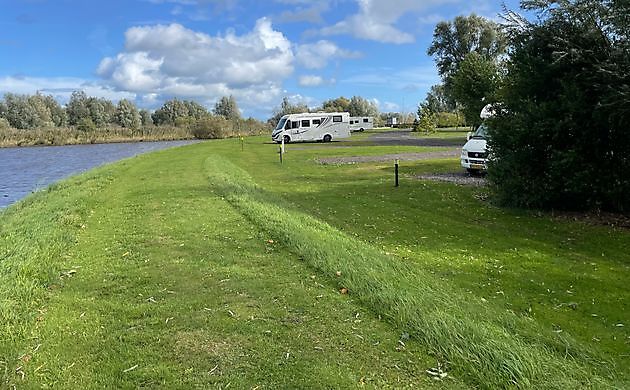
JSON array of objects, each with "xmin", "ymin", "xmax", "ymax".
[
  {"xmin": 414, "ymin": 172, "xmax": 488, "ymax": 186},
  {"xmin": 317, "ymin": 149, "xmax": 460, "ymax": 165}
]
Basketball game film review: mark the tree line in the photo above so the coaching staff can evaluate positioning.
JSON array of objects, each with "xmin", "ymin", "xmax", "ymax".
[
  {"xmin": 0, "ymin": 92, "xmax": 268, "ymax": 142},
  {"xmin": 423, "ymin": 0, "xmax": 629, "ymax": 214}
]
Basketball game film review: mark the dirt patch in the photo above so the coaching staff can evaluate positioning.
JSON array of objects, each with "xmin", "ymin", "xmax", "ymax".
[
  {"xmin": 413, "ymin": 172, "xmax": 488, "ymax": 186},
  {"xmin": 317, "ymin": 149, "xmax": 459, "ymax": 165}
]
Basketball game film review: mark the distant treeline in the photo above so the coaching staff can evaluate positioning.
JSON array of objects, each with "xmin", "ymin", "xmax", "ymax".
[{"xmin": 0, "ymin": 92, "xmax": 269, "ymax": 147}]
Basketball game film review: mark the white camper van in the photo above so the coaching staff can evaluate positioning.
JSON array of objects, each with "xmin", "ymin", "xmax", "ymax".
[
  {"xmin": 272, "ymin": 112, "xmax": 350, "ymax": 143},
  {"xmin": 349, "ymin": 117, "xmax": 374, "ymax": 132},
  {"xmin": 460, "ymin": 105, "xmax": 493, "ymax": 173}
]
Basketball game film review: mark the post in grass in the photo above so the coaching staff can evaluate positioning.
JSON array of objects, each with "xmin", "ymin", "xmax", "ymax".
[
  {"xmin": 240, "ymin": 135, "xmax": 244, "ymax": 151},
  {"xmin": 395, "ymin": 159, "xmax": 399, "ymax": 187}
]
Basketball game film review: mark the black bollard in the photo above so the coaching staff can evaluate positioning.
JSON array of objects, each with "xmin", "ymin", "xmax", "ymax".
[
  {"xmin": 395, "ymin": 159, "xmax": 399, "ymax": 187},
  {"xmin": 279, "ymin": 145, "xmax": 283, "ymax": 164}
]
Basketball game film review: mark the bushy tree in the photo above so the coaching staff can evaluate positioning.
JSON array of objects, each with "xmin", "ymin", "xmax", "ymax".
[
  {"xmin": 116, "ymin": 99, "xmax": 141, "ymax": 129},
  {"xmin": 152, "ymin": 99, "xmax": 209, "ymax": 126},
  {"xmin": 451, "ymin": 52, "xmax": 501, "ymax": 127},
  {"xmin": 268, "ymin": 97, "xmax": 309, "ymax": 127},
  {"xmin": 41, "ymin": 94, "xmax": 67, "ymax": 127},
  {"xmin": 66, "ymin": 91, "xmax": 90, "ymax": 126},
  {"xmin": 488, "ymin": 0, "xmax": 630, "ymax": 213},
  {"xmin": 214, "ymin": 95, "xmax": 240, "ymax": 120},
  {"xmin": 2, "ymin": 93, "xmax": 52, "ymax": 129},
  {"xmin": 428, "ymin": 14, "xmax": 507, "ymax": 88},
  {"xmin": 139, "ymin": 109, "xmax": 153, "ymax": 126},
  {"xmin": 414, "ymin": 102, "xmax": 437, "ymax": 133},
  {"xmin": 424, "ymin": 84, "xmax": 456, "ymax": 113},
  {"xmin": 348, "ymin": 96, "xmax": 379, "ymax": 117},
  {"xmin": 321, "ymin": 96, "xmax": 350, "ymax": 112}
]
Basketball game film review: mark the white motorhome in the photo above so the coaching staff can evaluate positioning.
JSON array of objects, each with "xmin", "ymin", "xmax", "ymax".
[
  {"xmin": 349, "ymin": 117, "xmax": 374, "ymax": 132},
  {"xmin": 460, "ymin": 105, "xmax": 493, "ymax": 173},
  {"xmin": 272, "ymin": 112, "xmax": 350, "ymax": 143}
]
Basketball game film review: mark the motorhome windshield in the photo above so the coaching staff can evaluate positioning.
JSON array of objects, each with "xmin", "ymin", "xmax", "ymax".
[
  {"xmin": 473, "ymin": 124, "xmax": 488, "ymax": 139},
  {"xmin": 275, "ymin": 118, "xmax": 288, "ymax": 131}
]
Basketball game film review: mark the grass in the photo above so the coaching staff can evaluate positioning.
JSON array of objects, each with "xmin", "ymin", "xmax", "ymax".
[{"xmin": 1, "ymin": 135, "xmax": 628, "ymax": 388}]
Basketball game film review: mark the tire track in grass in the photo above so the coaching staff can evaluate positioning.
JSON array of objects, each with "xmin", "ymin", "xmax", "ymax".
[{"xmin": 205, "ymin": 155, "xmax": 617, "ymax": 389}]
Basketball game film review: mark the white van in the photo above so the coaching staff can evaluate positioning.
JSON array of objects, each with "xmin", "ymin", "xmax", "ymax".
[
  {"xmin": 461, "ymin": 105, "xmax": 498, "ymax": 173},
  {"xmin": 349, "ymin": 117, "xmax": 374, "ymax": 132},
  {"xmin": 460, "ymin": 124, "xmax": 488, "ymax": 173},
  {"xmin": 272, "ymin": 112, "xmax": 350, "ymax": 143}
]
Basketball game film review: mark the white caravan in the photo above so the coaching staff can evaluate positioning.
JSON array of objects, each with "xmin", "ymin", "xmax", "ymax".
[
  {"xmin": 349, "ymin": 117, "xmax": 374, "ymax": 132},
  {"xmin": 272, "ymin": 112, "xmax": 350, "ymax": 143}
]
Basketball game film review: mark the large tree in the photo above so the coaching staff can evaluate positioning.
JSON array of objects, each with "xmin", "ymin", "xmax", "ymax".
[
  {"xmin": 116, "ymin": 99, "xmax": 141, "ymax": 129},
  {"xmin": 451, "ymin": 52, "xmax": 501, "ymax": 127},
  {"xmin": 488, "ymin": 0, "xmax": 630, "ymax": 213},
  {"xmin": 428, "ymin": 14, "xmax": 507, "ymax": 86},
  {"xmin": 348, "ymin": 96, "xmax": 379, "ymax": 117},
  {"xmin": 214, "ymin": 95, "xmax": 240, "ymax": 120}
]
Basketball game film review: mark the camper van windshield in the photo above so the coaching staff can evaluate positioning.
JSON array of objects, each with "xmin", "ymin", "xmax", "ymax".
[
  {"xmin": 275, "ymin": 118, "xmax": 287, "ymax": 131},
  {"xmin": 472, "ymin": 124, "xmax": 488, "ymax": 139}
]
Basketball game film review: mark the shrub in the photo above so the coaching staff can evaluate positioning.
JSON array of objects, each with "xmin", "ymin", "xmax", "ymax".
[
  {"xmin": 435, "ymin": 111, "xmax": 466, "ymax": 128},
  {"xmin": 190, "ymin": 117, "xmax": 230, "ymax": 139},
  {"xmin": 76, "ymin": 117, "xmax": 96, "ymax": 133}
]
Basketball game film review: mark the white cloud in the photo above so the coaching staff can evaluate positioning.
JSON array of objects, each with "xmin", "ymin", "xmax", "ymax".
[
  {"xmin": 97, "ymin": 18, "xmax": 293, "ymax": 111},
  {"xmin": 341, "ymin": 65, "xmax": 440, "ymax": 92},
  {"xmin": 320, "ymin": 0, "xmax": 459, "ymax": 44},
  {"xmin": 298, "ymin": 75, "xmax": 324, "ymax": 87},
  {"xmin": 276, "ymin": 2, "xmax": 330, "ymax": 24},
  {"xmin": 296, "ymin": 40, "xmax": 361, "ymax": 69}
]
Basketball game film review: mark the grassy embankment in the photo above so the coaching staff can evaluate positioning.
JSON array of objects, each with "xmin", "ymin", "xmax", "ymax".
[
  {"xmin": 1, "ymin": 135, "xmax": 628, "ymax": 388},
  {"xmin": 0, "ymin": 126, "xmax": 200, "ymax": 148}
]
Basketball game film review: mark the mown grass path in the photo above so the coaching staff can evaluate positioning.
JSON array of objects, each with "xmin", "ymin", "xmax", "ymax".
[{"xmin": 1, "ymin": 136, "xmax": 628, "ymax": 388}]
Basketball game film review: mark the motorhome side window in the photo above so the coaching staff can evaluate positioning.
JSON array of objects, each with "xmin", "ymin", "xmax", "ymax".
[
  {"xmin": 333, "ymin": 116, "xmax": 342, "ymax": 123},
  {"xmin": 312, "ymin": 119, "xmax": 321, "ymax": 125},
  {"xmin": 301, "ymin": 120, "xmax": 310, "ymax": 127},
  {"xmin": 291, "ymin": 121, "xmax": 299, "ymax": 129},
  {"xmin": 363, "ymin": 118, "xmax": 369, "ymax": 123}
]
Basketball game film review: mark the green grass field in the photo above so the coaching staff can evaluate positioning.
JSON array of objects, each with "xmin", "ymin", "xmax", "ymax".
[{"xmin": 1, "ymin": 135, "xmax": 628, "ymax": 388}]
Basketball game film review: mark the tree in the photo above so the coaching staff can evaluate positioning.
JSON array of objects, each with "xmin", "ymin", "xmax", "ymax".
[
  {"xmin": 2, "ymin": 93, "xmax": 51, "ymax": 129},
  {"xmin": 214, "ymin": 95, "xmax": 240, "ymax": 120},
  {"xmin": 321, "ymin": 96, "xmax": 350, "ymax": 112},
  {"xmin": 451, "ymin": 52, "xmax": 500, "ymax": 127},
  {"xmin": 424, "ymin": 84, "xmax": 456, "ymax": 114},
  {"xmin": 414, "ymin": 102, "xmax": 437, "ymax": 134},
  {"xmin": 152, "ymin": 99, "xmax": 189, "ymax": 126},
  {"xmin": 488, "ymin": 0, "xmax": 630, "ymax": 213},
  {"xmin": 348, "ymin": 96, "xmax": 379, "ymax": 117},
  {"xmin": 139, "ymin": 109, "xmax": 153, "ymax": 126},
  {"xmin": 41, "ymin": 95, "xmax": 67, "ymax": 127},
  {"xmin": 428, "ymin": 14, "xmax": 507, "ymax": 88},
  {"xmin": 268, "ymin": 97, "xmax": 309, "ymax": 127},
  {"xmin": 66, "ymin": 91, "xmax": 90, "ymax": 126},
  {"xmin": 115, "ymin": 99, "xmax": 141, "ymax": 129}
]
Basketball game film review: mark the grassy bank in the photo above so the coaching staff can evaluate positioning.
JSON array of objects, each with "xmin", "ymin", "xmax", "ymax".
[
  {"xmin": 0, "ymin": 125, "xmax": 196, "ymax": 148},
  {"xmin": 1, "ymin": 136, "xmax": 628, "ymax": 388}
]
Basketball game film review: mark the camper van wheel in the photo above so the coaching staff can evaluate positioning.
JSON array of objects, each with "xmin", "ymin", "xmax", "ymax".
[
  {"xmin": 283, "ymin": 135, "xmax": 290, "ymax": 144},
  {"xmin": 359, "ymin": 128, "xmax": 364, "ymax": 132},
  {"xmin": 323, "ymin": 134, "xmax": 332, "ymax": 143}
]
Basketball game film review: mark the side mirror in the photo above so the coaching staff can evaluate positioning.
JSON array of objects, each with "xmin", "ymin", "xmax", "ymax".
[{"xmin": 466, "ymin": 132, "xmax": 472, "ymax": 141}]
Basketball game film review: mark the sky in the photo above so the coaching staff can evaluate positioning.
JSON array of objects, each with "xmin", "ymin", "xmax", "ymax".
[{"xmin": 0, "ymin": 0, "xmax": 522, "ymax": 119}]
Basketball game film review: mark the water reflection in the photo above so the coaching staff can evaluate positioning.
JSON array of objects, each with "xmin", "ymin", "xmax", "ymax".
[{"xmin": 0, "ymin": 140, "xmax": 198, "ymax": 208}]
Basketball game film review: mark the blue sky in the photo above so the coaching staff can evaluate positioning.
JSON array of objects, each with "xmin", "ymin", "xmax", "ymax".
[{"xmin": 0, "ymin": 0, "xmax": 521, "ymax": 119}]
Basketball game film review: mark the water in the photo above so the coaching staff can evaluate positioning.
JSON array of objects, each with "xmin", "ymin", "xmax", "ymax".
[{"xmin": 0, "ymin": 140, "xmax": 198, "ymax": 208}]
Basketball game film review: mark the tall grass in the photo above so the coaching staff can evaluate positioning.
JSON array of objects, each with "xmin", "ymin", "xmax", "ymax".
[{"xmin": 204, "ymin": 155, "xmax": 615, "ymax": 388}]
